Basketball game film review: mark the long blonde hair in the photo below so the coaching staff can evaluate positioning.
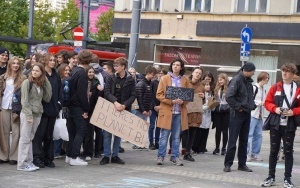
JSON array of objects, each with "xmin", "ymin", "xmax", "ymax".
[
  {"xmin": 6, "ymin": 56, "xmax": 25, "ymax": 89},
  {"xmin": 214, "ymin": 73, "xmax": 229, "ymax": 98}
]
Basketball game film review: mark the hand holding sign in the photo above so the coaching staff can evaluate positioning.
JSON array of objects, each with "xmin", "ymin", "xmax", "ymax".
[{"xmin": 165, "ymin": 86, "xmax": 194, "ymax": 102}]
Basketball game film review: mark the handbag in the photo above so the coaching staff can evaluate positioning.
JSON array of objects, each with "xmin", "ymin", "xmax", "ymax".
[
  {"xmin": 53, "ymin": 110, "xmax": 69, "ymax": 141},
  {"xmin": 215, "ymin": 104, "xmax": 230, "ymax": 113},
  {"xmin": 263, "ymin": 113, "xmax": 281, "ymax": 130}
]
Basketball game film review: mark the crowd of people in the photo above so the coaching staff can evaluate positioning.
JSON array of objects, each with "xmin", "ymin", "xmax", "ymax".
[{"xmin": 0, "ymin": 46, "xmax": 299, "ymax": 188}]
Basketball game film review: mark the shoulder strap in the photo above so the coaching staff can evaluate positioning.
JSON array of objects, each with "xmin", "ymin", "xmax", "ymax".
[
  {"xmin": 253, "ymin": 85, "xmax": 258, "ymax": 98},
  {"xmin": 111, "ymin": 74, "xmax": 115, "ymax": 96}
]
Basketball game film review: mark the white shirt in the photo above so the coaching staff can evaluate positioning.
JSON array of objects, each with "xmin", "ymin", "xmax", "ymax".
[
  {"xmin": 280, "ymin": 82, "xmax": 297, "ymax": 126},
  {"xmin": 1, "ymin": 78, "xmax": 14, "ymax": 109}
]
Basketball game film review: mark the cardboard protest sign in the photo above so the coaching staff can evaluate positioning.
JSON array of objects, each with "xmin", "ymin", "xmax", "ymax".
[
  {"xmin": 90, "ymin": 97, "xmax": 149, "ymax": 147},
  {"xmin": 207, "ymin": 97, "xmax": 220, "ymax": 109},
  {"xmin": 186, "ymin": 94, "xmax": 203, "ymax": 113},
  {"xmin": 165, "ymin": 86, "xmax": 194, "ymax": 101}
]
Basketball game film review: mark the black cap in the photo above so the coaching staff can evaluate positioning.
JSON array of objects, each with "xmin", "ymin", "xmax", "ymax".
[{"xmin": 242, "ymin": 62, "xmax": 256, "ymax": 72}]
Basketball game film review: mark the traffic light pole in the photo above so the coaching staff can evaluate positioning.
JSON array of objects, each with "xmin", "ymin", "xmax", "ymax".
[
  {"xmin": 27, "ymin": 0, "xmax": 35, "ymax": 56},
  {"xmin": 128, "ymin": 0, "xmax": 141, "ymax": 69},
  {"xmin": 82, "ymin": 0, "xmax": 91, "ymax": 49}
]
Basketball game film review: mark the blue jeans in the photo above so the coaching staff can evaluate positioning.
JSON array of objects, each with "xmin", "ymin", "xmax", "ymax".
[
  {"xmin": 247, "ymin": 117, "xmax": 263, "ymax": 156},
  {"xmin": 131, "ymin": 109, "xmax": 148, "ymax": 121},
  {"xmin": 149, "ymin": 110, "xmax": 161, "ymax": 144},
  {"xmin": 53, "ymin": 139, "xmax": 62, "ymax": 156},
  {"xmin": 103, "ymin": 130, "xmax": 121, "ymax": 158},
  {"xmin": 157, "ymin": 114, "xmax": 181, "ymax": 158}
]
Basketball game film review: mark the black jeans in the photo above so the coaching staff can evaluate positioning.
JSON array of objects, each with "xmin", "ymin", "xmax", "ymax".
[
  {"xmin": 269, "ymin": 126, "xmax": 295, "ymax": 179},
  {"xmin": 198, "ymin": 128, "xmax": 210, "ymax": 152},
  {"xmin": 224, "ymin": 110, "xmax": 250, "ymax": 167},
  {"xmin": 213, "ymin": 111, "xmax": 230, "ymax": 149},
  {"xmin": 32, "ymin": 114, "xmax": 56, "ymax": 162},
  {"xmin": 181, "ymin": 127, "xmax": 197, "ymax": 154},
  {"xmin": 67, "ymin": 106, "xmax": 87, "ymax": 158},
  {"xmin": 83, "ymin": 118, "xmax": 103, "ymax": 157}
]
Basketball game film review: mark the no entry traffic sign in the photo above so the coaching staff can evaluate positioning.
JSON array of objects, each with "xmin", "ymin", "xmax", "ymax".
[{"xmin": 73, "ymin": 27, "xmax": 84, "ymax": 41}]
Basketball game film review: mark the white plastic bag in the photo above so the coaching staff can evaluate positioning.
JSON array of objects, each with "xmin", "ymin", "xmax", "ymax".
[{"xmin": 53, "ymin": 110, "xmax": 69, "ymax": 141}]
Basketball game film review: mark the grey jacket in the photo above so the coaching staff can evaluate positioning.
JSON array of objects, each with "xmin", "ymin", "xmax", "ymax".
[{"xmin": 21, "ymin": 79, "xmax": 52, "ymax": 120}]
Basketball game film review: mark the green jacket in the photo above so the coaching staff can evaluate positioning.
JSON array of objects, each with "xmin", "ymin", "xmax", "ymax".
[{"xmin": 21, "ymin": 79, "xmax": 52, "ymax": 120}]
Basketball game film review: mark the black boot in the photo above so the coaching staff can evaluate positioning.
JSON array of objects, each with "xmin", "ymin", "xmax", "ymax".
[{"xmin": 213, "ymin": 148, "xmax": 220, "ymax": 155}]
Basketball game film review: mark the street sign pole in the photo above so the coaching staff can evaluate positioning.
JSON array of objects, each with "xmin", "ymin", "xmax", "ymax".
[
  {"xmin": 240, "ymin": 26, "xmax": 252, "ymax": 64},
  {"xmin": 73, "ymin": 26, "xmax": 84, "ymax": 53}
]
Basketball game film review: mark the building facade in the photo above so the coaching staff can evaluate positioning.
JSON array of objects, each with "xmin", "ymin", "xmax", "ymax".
[{"xmin": 112, "ymin": 0, "xmax": 300, "ymax": 87}]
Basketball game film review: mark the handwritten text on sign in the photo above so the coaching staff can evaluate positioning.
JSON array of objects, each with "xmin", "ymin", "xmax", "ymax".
[
  {"xmin": 165, "ymin": 86, "xmax": 194, "ymax": 102},
  {"xmin": 90, "ymin": 97, "xmax": 149, "ymax": 147}
]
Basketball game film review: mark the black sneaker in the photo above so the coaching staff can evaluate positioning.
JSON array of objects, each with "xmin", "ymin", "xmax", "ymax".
[
  {"xmin": 213, "ymin": 148, "xmax": 220, "ymax": 155},
  {"xmin": 9, "ymin": 160, "xmax": 17, "ymax": 165},
  {"xmin": 238, "ymin": 165, "xmax": 252, "ymax": 172},
  {"xmin": 33, "ymin": 158, "xmax": 45, "ymax": 168},
  {"xmin": 94, "ymin": 154, "xmax": 101, "ymax": 159},
  {"xmin": 0, "ymin": 160, "xmax": 8, "ymax": 164},
  {"xmin": 261, "ymin": 176, "xmax": 276, "ymax": 187},
  {"xmin": 284, "ymin": 178, "xmax": 294, "ymax": 188},
  {"xmin": 111, "ymin": 156, "xmax": 125, "ymax": 164},
  {"xmin": 183, "ymin": 154, "xmax": 195, "ymax": 162},
  {"xmin": 149, "ymin": 144, "xmax": 156, "ymax": 150},
  {"xmin": 221, "ymin": 148, "xmax": 226, "ymax": 155},
  {"xmin": 44, "ymin": 161, "xmax": 55, "ymax": 168},
  {"xmin": 119, "ymin": 146, "xmax": 125, "ymax": 153},
  {"xmin": 155, "ymin": 143, "xmax": 159, "ymax": 149},
  {"xmin": 100, "ymin": 156, "xmax": 110, "ymax": 165},
  {"xmin": 223, "ymin": 166, "xmax": 231, "ymax": 172}
]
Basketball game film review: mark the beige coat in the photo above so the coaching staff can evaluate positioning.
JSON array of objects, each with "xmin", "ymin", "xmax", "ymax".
[{"xmin": 156, "ymin": 74, "xmax": 191, "ymax": 131}]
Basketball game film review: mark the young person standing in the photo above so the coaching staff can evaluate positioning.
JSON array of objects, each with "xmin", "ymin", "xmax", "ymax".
[
  {"xmin": 261, "ymin": 63, "xmax": 300, "ymax": 188},
  {"xmin": 17, "ymin": 63, "xmax": 52, "ymax": 171},
  {"xmin": 100, "ymin": 57, "xmax": 135, "ymax": 165}
]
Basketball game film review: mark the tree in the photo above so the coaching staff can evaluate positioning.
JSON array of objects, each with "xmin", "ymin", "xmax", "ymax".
[
  {"xmin": 94, "ymin": 8, "xmax": 114, "ymax": 41},
  {"xmin": 55, "ymin": 0, "xmax": 79, "ymax": 42}
]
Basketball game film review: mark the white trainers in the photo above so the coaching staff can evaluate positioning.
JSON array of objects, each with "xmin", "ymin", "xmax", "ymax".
[
  {"xmin": 247, "ymin": 155, "xmax": 252, "ymax": 162},
  {"xmin": 252, "ymin": 155, "xmax": 263, "ymax": 161},
  {"xmin": 69, "ymin": 157, "xmax": 88, "ymax": 166},
  {"xmin": 85, "ymin": 156, "xmax": 92, "ymax": 161},
  {"xmin": 65, "ymin": 156, "xmax": 70, "ymax": 164},
  {"xmin": 29, "ymin": 163, "xmax": 40, "ymax": 170},
  {"xmin": 17, "ymin": 165, "xmax": 37, "ymax": 172}
]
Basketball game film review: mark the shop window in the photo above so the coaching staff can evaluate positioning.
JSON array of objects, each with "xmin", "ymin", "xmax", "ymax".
[{"xmin": 297, "ymin": 0, "xmax": 300, "ymax": 13}]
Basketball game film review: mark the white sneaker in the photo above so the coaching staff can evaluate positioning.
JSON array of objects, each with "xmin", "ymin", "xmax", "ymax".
[
  {"xmin": 29, "ymin": 163, "xmax": 40, "ymax": 170},
  {"xmin": 252, "ymin": 155, "xmax": 263, "ymax": 161},
  {"xmin": 85, "ymin": 156, "xmax": 92, "ymax": 161},
  {"xmin": 69, "ymin": 157, "xmax": 88, "ymax": 166},
  {"xmin": 65, "ymin": 156, "xmax": 70, "ymax": 164},
  {"xmin": 247, "ymin": 155, "xmax": 252, "ymax": 162},
  {"xmin": 17, "ymin": 165, "xmax": 37, "ymax": 172}
]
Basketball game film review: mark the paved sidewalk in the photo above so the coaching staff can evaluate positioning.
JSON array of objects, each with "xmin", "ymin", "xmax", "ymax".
[{"xmin": 1, "ymin": 129, "xmax": 300, "ymax": 188}]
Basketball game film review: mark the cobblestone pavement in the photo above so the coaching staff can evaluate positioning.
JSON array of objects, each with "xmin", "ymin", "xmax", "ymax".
[{"xmin": 1, "ymin": 130, "xmax": 300, "ymax": 188}]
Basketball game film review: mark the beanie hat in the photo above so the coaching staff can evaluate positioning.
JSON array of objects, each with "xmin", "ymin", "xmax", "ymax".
[
  {"xmin": 242, "ymin": 62, "xmax": 256, "ymax": 72},
  {"xmin": 0, "ymin": 47, "xmax": 9, "ymax": 57}
]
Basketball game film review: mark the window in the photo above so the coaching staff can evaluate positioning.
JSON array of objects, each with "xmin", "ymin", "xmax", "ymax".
[
  {"xmin": 184, "ymin": 0, "xmax": 211, "ymax": 12},
  {"xmin": 296, "ymin": 0, "xmax": 300, "ymax": 12},
  {"xmin": 236, "ymin": 0, "xmax": 267, "ymax": 13},
  {"xmin": 142, "ymin": 0, "xmax": 160, "ymax": 11}
]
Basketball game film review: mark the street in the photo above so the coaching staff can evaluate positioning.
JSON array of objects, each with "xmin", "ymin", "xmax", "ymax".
[{"xmin": 1, "ymin": 129, "xmax": 300, "ymax": 188}]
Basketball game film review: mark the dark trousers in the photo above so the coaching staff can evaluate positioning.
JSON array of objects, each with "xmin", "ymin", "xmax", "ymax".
[
  {"xmin": 66, "ymin": 107, "xmax": 87, "ymax": 158},
  {"xmin": 224, "ymin": 110, "xmax": 250, "ymax": 167},
  {"xmin": 268, "ymin": 126, "xmax": 295, "ymax": 178},
  {"xmin": 83, "ymin": 119, "xmax": 103, "ymax": 157},
  {"xmin": 182, "ymin": 127, "xmax": 197, "ymax": 154},
  {"xmin": 32, "ymin": 114, "xmax": 56, "ymax": 162},
  {"xmin": 198, "ymin": 128, "xmax": 210, "ymax": 152},
  {"xmin": 214, "ymin": 112, "xmax": 230, "ymax": 149}
]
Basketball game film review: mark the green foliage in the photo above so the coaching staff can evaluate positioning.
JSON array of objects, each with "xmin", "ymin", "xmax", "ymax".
[
  {"xmin": 94, "ymin": 8, "xmax": 114, "ymax": 41},
  {"xmin": 55, "ymin": 0, "xmax": 79, "ymax": 42}
]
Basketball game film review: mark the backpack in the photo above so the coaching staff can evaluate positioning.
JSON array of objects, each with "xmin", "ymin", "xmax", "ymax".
[{"xmin": 12, "ymin": 82, "xmax": 33, "ymax": 114}]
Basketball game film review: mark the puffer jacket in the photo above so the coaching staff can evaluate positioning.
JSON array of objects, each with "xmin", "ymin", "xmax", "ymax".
[{"xmin": 136, "ymin": 77, "xmax": 152, "ymax": 112}]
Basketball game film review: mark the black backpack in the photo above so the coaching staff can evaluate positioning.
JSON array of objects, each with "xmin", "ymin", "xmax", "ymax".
[
  {"xmin": 12, "ymin": 82, "xmax": 33, "ymax": 114},
  {"xmin": 253, "ymin": 85, "xmax": 258, "ymax": 99},
  {"xmin": 61, "ymin": 77, "xmax": 71, "ymax": 107}
]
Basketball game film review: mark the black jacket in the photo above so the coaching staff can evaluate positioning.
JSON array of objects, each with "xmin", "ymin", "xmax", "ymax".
[
  {"xmin": 69, "ymin": 66, "xmax": 89, "ymax": 112},
  {"xmin": 151, "ymin": 79, "xmax": 160, "ymax": 109},
  {"xmin": 42, "ymin": 69, "xmax": 61, "ymax": 117},
  {"xmin": 88, "ymin": 77, "xmax": 100, "ymax": 114},
  {"xmin": 225, "ymin": 72, "xmax": 256, "ymax": 113},
  {"xmin": 104, "ymin": 72, "xmax": 135, "ymax": 111},
  {"xmin": 136, "ymin": 77, "xmax": 152, "ymax": 112}
]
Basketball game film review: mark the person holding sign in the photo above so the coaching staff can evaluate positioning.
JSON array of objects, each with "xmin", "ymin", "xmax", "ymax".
[
  {"xmin": 100, "ymin": 57, "xmax": 135, "ymax": 165},
  {"xmin": 156, "ymin": 59, "xmax": 191, "ymax": 166},
  {"xmin": 182, "ymin": 67, "xmax": 204, "ymax": 162}
]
